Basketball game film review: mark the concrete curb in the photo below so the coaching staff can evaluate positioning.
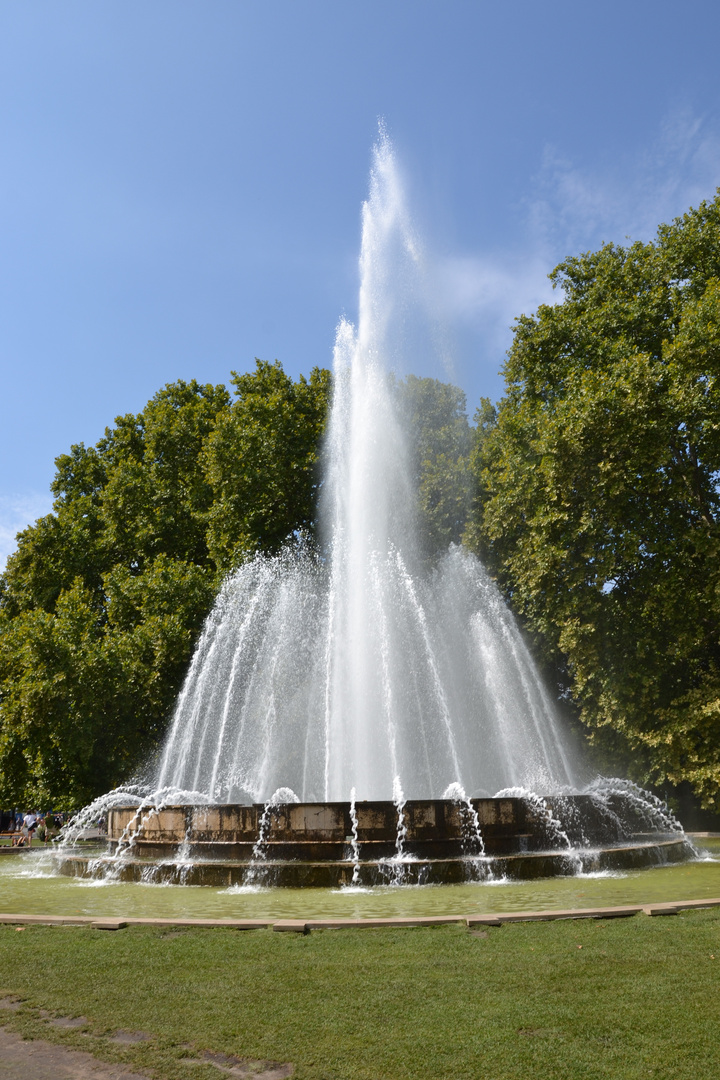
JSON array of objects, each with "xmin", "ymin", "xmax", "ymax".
[
  {"xmin": 0, "ymin": 914, "xmax": 274, "ymax": 929},
  {"xmin": 1, "ymin": 897, "xmax": 720, "ymax": 931},
  {"xmin": 466, "ymin": 905, "xmax": 643, "ymax": 925}
]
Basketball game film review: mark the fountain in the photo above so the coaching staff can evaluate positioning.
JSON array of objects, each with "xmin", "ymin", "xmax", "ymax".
[{"xmin": 57, "ymin": 130, "xmax": 693, "ymax": 888}]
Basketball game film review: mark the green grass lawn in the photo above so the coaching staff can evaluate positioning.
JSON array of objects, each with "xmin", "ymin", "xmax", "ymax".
[{"xmin": 1, "ymin": 911, "xmax": 719, "ymax": 1079}]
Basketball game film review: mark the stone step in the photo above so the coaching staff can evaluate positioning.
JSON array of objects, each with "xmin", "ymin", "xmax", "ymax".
[{"xmin": 56, "ymin": 836, "xmax": 690, "ymax": 888}]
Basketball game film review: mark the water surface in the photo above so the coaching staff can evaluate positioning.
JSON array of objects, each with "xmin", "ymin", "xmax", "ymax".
[{"xmin": 1, "ymin": 840, "xmax": 718, "ymax": 920}]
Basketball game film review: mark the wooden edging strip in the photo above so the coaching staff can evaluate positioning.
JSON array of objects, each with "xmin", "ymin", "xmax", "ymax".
[
  {"xmin": 1, "ymin": 897, "xmax": 720, "ymax": 932},
  {"xmin": 0, "ymin": 914, "xmax": 274, "ymax": 930}
]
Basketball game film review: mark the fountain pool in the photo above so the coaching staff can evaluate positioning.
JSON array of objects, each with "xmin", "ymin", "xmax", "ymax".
[{"xmin": 2, "ymin": 838, "xmax": 719, "ymax": 920}]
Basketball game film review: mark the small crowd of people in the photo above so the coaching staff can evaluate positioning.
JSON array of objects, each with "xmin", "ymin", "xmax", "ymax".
[{"xmin": 2, "ymin": 810, "xmax": 67, "ymax": 847}]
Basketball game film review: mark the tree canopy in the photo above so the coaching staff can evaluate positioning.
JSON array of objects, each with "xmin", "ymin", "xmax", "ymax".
[
  {"xmin": 469, "ymin": 191, "xmax": 720, "ymax": 808},
  {"xmin": 0, "ymin": 363, "xmax": 330, "ymax": 808},
  {"xmin": 204, "ymin": 361, "xmax": 332, "ymax": 571}
]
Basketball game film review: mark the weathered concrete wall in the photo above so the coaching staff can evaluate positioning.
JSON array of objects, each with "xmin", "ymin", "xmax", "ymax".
[
  {"xmin": 104, "ymin": 796, "xmax": 682, "ymax": 876},
  {"xmin": 108, "ymin": 798, "xmax": 546, "ymax": 846}
]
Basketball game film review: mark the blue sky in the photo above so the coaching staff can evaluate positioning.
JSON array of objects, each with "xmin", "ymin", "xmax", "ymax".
[{"xmin": 2, "ymin": 0, "xmax": 720, "ymax": 565}]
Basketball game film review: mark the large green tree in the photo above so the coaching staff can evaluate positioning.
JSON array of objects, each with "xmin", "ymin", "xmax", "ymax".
[
  {"xmin": 0, "ymin": 363, "xmax": 331, "ymax": 808},
  {"xmin": 470, "ymin": 191, "xmax": 720, "ymax": 807}
]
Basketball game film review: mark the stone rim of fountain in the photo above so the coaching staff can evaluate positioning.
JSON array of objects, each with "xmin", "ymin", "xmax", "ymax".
[{"xmin": 55, "ymin": 796, "xmax": 693, "ymax": 889}]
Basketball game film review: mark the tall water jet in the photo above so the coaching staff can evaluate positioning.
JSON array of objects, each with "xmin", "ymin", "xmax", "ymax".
[
  {"xmin": 155, "ymin": 129, "xmax": 578, "ymax": 805},
  {"xmin": 56, "ymin": 130, "xmax": 695, "ymax": 890}
]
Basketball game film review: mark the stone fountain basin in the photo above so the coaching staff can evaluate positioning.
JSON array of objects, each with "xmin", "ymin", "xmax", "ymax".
[
  {"xmin": 53, "ymin": 797, "xmax": 694, "ymax": 888},
  {"xmin": 58, "ymin": 839, "xmax": 690, "ymax": 888}
]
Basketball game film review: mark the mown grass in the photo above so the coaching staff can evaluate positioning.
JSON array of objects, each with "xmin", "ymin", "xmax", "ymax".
[{"xmin": 1, "ymin": 911, "xmax": 719, "ymax": 1079}]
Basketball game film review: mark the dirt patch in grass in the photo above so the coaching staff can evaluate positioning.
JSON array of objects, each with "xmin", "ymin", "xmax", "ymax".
[
  {"xmin": 0, "ymin": 1025, "xmax": 152, "ymax": 1079},
  {"xmin": 48, "ymin": 1014, "xmax": 89, "ymax": 1028},
  {"xmin": 184, "ymin": 1049, "xmax": 294, "ymax": 1077}
]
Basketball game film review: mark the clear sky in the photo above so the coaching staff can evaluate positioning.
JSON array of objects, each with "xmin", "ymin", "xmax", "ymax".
[{"xmin": 2, "ymin": 0, "xmax": 720, "ymax": 565}]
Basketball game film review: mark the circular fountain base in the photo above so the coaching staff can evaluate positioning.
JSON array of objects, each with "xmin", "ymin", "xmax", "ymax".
[
  {"xmin": 58, "ymin": 797, "xmax": 694, "ymax": 888},
  {"xmin": 58, "ymin": 840, "xmax": 690, "ymax": 888}
]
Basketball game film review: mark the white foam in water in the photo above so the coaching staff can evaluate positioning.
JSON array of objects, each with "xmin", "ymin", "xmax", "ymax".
[
  {"xmin": 73, "ymin": 878, "xmax": 120, "ymax": 888},
  {"xmin": 223, "ymin": 884, "xmax": 269, "ymax": 895},
  {"xmin": 576, "ymin": 871, "xmax": 627, "ymax": 880}
]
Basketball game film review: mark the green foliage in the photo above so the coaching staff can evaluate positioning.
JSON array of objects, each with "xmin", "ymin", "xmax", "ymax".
[
  {"xmin": 0, "ymin": 561, "xmax": 213, "ymax": 808},
  {"xmin": 471, "ymin": 191, "xmax": 720, "ymax": 807},
  {"xmin": 0, "ymin": 365, "xmax": 332, "ymax": 808},
  {"xmin": 204, "ymin": 360, "xmax": 332, "ymax": 570},
  {"xmin": 398, "ymin": 374, "xmax": 474, "ymax": 555}
]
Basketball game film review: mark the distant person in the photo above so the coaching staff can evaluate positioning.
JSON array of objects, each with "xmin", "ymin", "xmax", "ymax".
[{"xmin": 23, "ymin": 811, "xmax": 37, "ymax": 845}]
